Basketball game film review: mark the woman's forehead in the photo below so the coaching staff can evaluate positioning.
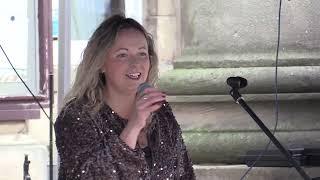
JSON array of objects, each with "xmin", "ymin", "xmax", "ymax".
[
  {"xmin": 116, "ymin": 28, "xmax": 146, "ymax": 40},
  {"xmin": 111, "ymin": 28, "xmax": 148, "ymax": 47}
]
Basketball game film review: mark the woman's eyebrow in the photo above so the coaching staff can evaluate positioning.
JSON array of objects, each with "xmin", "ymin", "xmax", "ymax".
[
  {"xmin": 138, "ymin": 46, "xmax": 147, "ymax": 50},
  {"xmin": 114, "ymin": 48, "xmax": 128, "ymax": 52}
]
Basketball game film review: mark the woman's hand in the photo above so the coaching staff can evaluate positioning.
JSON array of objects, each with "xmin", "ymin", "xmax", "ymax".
[
  {"xmin": 120, "ymin": 87, "xmax": 166, "ymax": 149},
  {"xmin": 128, "ymin": 87, "xmax": 166, "ymax": 130}
]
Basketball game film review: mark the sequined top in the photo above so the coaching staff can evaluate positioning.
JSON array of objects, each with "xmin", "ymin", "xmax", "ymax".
[{"xmin": 54, "ymin": 99, "xmax": 195, "ymax": 180}]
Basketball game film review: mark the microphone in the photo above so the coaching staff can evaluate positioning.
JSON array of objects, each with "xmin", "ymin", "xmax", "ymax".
[
  {"xmin": 137, "ymin": 82, "xmax": 152, "ymax": 96},
  {"xmin": 227, "ymin": 76, "xmax": 248, "ymax": 89},
  {"xmin": 137, "ymin": 82, "xmax": 167, "ymax": 107},
  {"xmin": 136, "ymin": 82, "xmax": 158, "ymax": 129}
]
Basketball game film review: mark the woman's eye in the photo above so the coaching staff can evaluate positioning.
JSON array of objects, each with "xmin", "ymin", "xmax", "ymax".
[
  {"xmin": 139, "ymin": 52, "xmax": 148, "ymax": 56},
  {"xmin": 117, "ymin": 53, "xmax": 127, "ymax": 58}
]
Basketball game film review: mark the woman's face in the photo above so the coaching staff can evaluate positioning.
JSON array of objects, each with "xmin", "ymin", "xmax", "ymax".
[{"xmin": 103, "ymin": 28, "xmax": 150, "ymax": 95}]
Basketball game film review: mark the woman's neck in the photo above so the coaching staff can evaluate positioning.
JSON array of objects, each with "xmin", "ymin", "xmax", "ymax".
[{"xmin": 104, "ymin": 88, "xmax": 136, "ymax": 119}]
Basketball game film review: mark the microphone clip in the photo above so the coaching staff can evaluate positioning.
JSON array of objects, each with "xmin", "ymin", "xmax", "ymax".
[{"xmin": 227, "ymin": 76, "xmax": 248, "ymax": 103}]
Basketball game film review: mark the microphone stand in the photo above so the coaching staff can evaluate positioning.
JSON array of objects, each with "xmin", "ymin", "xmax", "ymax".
[
  {"xmin": 23, "ymin": 155, "xmax": 31, "ymax": 180},
  {"xmin": 228, "ymin": 82, "xmax": 314, "ymax": 180},
  {"xmin": 49, "ymin": 74, "xmax": 54, "ymax": 180}
]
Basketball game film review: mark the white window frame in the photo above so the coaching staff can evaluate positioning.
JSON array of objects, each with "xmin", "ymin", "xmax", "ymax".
[{"xmin": 0, "ymin": 0, "xmax": 39, "ymax": 97}]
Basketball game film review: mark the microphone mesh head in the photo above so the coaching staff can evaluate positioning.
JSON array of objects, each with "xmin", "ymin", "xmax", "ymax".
[{"xmin": 137, "ymin": 82, "xmax": 152, "ymax": 95}]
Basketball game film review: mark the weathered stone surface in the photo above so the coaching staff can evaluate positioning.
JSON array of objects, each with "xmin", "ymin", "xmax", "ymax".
[
  {"xmin": 157, "ymin": 16, "xmax": 178, "ymax": 70},
  {"xmin": 172, "ymin": 98, "xmax": 320, "ymax": 163},
  {"xmin": 181, "ymin": 0, "xmax": 320, "ymax": 54},
  {"xmin": 167, "ymin": 93, "xmax": 320, "ymax": 103},
  {"xmin": 157, "ymin": 0, "xmax": 176, "ymax": 16},
  {"xmin": 183, "ymin": 131, "xmax": 320, "ymax": 164},
  {"xmin": 194, "ymin": 165, "xmax": 320, "ymax": 180},
  {"xmin": 143, "ymin": 16, "xmax": 158, "ymax": 42},
  {"xmin": 171, "ymin": 100, "xmax": 320, "ymax": 131},
  {"xmin": 144, "ymin": 0, "xmax": 158, "ymax": 16},
  {"xmin": 157, "ymin": 66, "xmax": 320, "ymax": 95},
  {"xmin": 174, "ymin": 52, "xmax": 320, "ymax": 68},
  {"xmin": 144, "ymin": 0, "xmax": 320, "ymax": 170}
]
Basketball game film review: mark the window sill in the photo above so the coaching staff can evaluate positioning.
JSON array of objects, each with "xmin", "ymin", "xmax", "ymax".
[{"xmin": 0, "ymin": 96, "xmax": 49, "ymax": 121}]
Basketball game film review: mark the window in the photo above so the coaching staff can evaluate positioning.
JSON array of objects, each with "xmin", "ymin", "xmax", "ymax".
[
  {"xmin": 0, "ymin": 0, "xmax": 51, "ymax": 120},
  {"xmin": 0, "ymin": 0, "xmax": 38, "ymax": 96},
  {"xmin": 52, "ymin": 0, "xmax": 120, "ymax": 89}
]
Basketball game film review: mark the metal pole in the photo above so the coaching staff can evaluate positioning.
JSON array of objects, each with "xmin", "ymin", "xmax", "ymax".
[{"xmin": 58, "ymin": 0, "xmax": 71, "ymax": 111}]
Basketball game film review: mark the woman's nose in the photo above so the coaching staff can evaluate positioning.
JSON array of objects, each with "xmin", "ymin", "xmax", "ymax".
[{"xmin": 129, "ymin": 56, "xmax": 140, "ymax": 65}]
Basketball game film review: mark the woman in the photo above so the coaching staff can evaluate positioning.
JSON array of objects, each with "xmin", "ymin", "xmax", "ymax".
[{"xmin": 55, "ymin": 14, "xmax": 195, "ymax": 180}]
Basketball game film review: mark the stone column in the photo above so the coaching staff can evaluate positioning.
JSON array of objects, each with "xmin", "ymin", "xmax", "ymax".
[
  {"xmin": 150, "ymin": 0, "xmax": 320, "ymax": 164},
  {"xmin": 143, "ymin": 0, "xmax": 180, "ymax": 73}
]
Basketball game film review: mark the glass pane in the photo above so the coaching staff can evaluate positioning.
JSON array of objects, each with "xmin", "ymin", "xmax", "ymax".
[
  {"xmin": 71, "ymin": 0, "xmax": 109, "ymax": 40},
  {"xmin": 0, "ymin": 0, "xmax": 37, "ymax": 96},
  {"xmin": 53, "ymin": 0, "xmax": 111, "ymax": 69}
]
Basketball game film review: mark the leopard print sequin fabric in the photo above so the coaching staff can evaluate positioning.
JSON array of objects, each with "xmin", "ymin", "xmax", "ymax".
[{"xmin": 55, "ymin": 99, "xmax": 195, "ymax": 180}]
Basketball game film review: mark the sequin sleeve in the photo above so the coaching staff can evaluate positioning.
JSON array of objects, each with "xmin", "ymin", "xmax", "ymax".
[
  {"xmin": 175, "ymin": 125, "xmax": 196, "ymax": 179},
  {"xmin": 150, "ymin": 103, "xmax": 195, "ymax": 179},
  {"xmin": 164, "ymin": 104, "xmax": 196, "ymax": 180},
  {"xmin": 54, "ymin": 101, "xmax": 148, "ymax": 180}
]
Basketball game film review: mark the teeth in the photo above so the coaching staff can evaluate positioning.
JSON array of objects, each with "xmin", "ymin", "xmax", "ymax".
[{"xmin": 126, "ymin": 72, "xmax": 141, "ymax": 79}]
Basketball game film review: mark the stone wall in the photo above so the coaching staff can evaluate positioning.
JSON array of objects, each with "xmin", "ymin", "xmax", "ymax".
[
  {"xmin": 144, "ymin": 0, "xmax": 320, "ymax": 165},
  {"xmin": 180, "ymin": 0, "xmax": 320, "ymax": 54}
]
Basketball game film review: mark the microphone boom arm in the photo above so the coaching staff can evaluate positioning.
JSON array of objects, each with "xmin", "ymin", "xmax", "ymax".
[{"xmin": 228, "ymin": 78, "xmax": 312, "ymax": 180}]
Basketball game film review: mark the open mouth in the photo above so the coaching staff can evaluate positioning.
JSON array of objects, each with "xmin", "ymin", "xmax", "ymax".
[{"xmin": 126, "ymin": 72, "xmax": 141, "ymax": 80}]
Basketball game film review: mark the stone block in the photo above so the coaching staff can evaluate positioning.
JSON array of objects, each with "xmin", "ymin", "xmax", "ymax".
[
  {"xmin": 157, "ymin": 16, "xmax": 178, "ymax": 65},
  {"xmin": 181, "ymin": 0, "xmax": 320, "ymax": 54},
  {"xmin": 193, "ymin": 165, "xmax": 320, "ymax": 180},
  {"xmin": 171, "ymin": 100, "xmax": 320, "ymax": 131},
  {"xmin": 183, "ymin": 131, "xmax": 320, "ymax": 164},
  {"xmin": 157, "ymin": 66, "xmax": 320, "ymax": 95},
  {"xmin": 170, "ymin": 96, "xmax": 320, "ymax": 164},
  {"xmin": 174, "ymin": 52, "xmax": 320, "ymax": 69},
  {"xmin": 158, "ymin": 0, "xmax": 176, "ymax": 16},
  {"xmin": 143, "ymin": 16, "xmax": 158, "ymax": 43},
  {"xmin": 144, "ymin": 0, "xmax": 158, "ymax": 16}
]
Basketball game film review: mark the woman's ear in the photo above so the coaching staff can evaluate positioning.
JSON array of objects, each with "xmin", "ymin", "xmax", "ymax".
[{"xmin": 99, "ymin": 71, "xmax": 106, "ymax": 85}]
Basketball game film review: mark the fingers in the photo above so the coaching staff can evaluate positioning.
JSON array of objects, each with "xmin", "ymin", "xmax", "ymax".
[
  {"xmin": 136, "ymin": 87, "xmax": 166, "ymax": 112},
  {"xmin": 140, "ymin": 91, "xmax": 166, "ymax": 102},
  {"xmin": 136, "ymin": 87, "xmax": 163, "ymax": 98},
  {"xmin": 139, "ymin": 87, "xmax": 166, "ymax": 99},
  {"xmin": 138, "ymin": 88, "xmax": 166, "ymax": 103},
  {"xmin": 147, "ymin": 102, "xmax": 164, "ymax": 112},
  {"xmin": 129, "ymin": 87, "xmax": 166, "ymax": 129}
]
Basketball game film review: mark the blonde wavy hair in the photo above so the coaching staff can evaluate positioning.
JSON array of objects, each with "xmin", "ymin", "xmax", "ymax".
[{"xmin": 63, "ymin": 14, "xmax": 159, "ymax": 112}]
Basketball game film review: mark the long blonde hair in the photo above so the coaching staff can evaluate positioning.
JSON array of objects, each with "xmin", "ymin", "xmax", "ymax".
[{"xmin": 63, "ymin": 14, "xmax": 159, "ymax": 112}]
